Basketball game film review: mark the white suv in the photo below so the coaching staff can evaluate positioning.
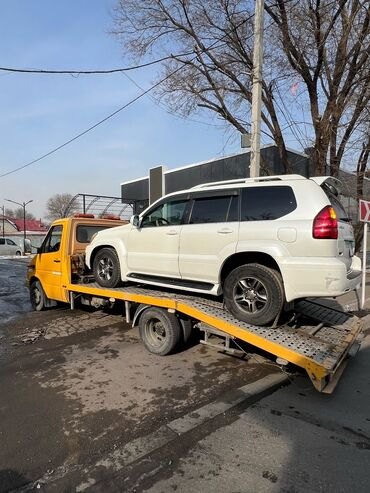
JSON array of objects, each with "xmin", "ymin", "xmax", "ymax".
[{"xmin": 85, "ymin": 175, "xmax": 361, "ymax": 325}]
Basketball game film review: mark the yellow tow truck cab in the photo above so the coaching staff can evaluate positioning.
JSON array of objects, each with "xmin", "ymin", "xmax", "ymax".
[{"xmin": 27, "ymin": 215, "xmax": 127, "ymax": 306}]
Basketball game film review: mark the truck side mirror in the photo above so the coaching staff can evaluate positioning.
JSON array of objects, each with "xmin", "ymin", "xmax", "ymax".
[{"xmin": 130, "ymin": 215, "xmax": 141, "ymax": 227}]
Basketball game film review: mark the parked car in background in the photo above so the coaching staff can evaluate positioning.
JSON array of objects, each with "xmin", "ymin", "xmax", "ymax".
[
  {"xmin": 85, "ymin": 175, "xmax": 361, "ymax": 326},
  {"xmin": 0, "ymin": 237, "xmax": 22, "ymax": 256}
]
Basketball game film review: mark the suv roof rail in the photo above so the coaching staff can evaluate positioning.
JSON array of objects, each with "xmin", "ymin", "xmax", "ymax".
[{"xmin": 191, "ymin": 174, "xmax": 306, "ymax": 189}]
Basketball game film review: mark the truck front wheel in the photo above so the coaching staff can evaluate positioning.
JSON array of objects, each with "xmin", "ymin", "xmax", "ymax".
[
  {"xmin": 93, "ymin": 247, "xmax": 121, "ymax": 288},
  {"xmin": 30, "ymin": 280, "xmax": 46, "ymax": 311}
]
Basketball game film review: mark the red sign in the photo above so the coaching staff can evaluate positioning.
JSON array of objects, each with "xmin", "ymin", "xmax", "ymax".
[{"xmin": 359, "ymin": 199, "xmax": 370, "ymax": 222}]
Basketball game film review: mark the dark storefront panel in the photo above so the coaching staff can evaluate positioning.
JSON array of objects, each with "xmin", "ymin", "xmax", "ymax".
[
  {"xmin": 121, "ymin": 178, "xmax": 149, "ymax": 201},
  {"xmin": 165, "ymin": 153, "xmax": 254, "ymax": 194},
  {"xmin": 121, "ymin": 146, "xmax": 314, "ymax": 207}
]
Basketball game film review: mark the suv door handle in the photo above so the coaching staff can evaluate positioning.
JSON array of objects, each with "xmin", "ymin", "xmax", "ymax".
[
  {"xmin": 166, "ymin": 230, "xmax": 178, "ymax": 236},
  {"xmin": 53, "ymin": 260, "xmax": 61, "ymax": 263},
  {"xmin": 217, "ymin": 228, "xmax": 233, "ymax": 234}
]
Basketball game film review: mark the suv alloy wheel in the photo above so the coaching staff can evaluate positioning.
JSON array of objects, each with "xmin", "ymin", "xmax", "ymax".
[
  {"xmin": 93, "ymin": 247, "xmax": 121, "ymax": 288},
  {"xmin": 223, "ymin": 263, "xmax": 284, "ymax": 325}
]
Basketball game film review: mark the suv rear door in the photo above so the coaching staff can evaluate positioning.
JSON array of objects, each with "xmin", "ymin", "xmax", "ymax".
[
  {"xmin": 179, "ymin": 190, "xmax": 239, "ymax": 283},
  {"xmin": 311, "ymin": 177, "xmax": 355, "ymax": 271}
]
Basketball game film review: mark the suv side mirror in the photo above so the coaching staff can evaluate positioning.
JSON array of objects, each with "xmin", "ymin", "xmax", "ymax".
[
  {"xmin": 36, "ymin": 247, "xmax": 43, "ymax": 254},
  {"xmin": 130, "ymin": 214, "xmax": 141, "ymax": 227}
]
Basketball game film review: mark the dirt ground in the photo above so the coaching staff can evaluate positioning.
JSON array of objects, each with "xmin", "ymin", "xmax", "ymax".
[{"xmin": 0, "ymin": 258, "xmax": 280, "ymax": 492}]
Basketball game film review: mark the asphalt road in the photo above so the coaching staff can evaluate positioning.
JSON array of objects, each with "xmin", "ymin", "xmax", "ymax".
[
  {"xmin": 0, "ymin": 259, "xmax": 369, "ymax": 492},
  {"xmin": 0, "ymin": 259, "xmax": 279, "ymax": 492},
  {"xmin": 0, "ymin": 257, "xmax": 31, "ymax": 325}
]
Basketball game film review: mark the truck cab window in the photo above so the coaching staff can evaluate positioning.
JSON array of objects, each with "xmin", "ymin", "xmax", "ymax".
[{"xmin": 43, "ymin": 225, "xmax": 63, "ymax": 253}]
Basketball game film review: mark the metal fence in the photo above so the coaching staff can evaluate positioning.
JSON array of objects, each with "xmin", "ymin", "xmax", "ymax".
[{"xmin": 64, "ymin": 194, "xmax": 133, "ymax": 220}]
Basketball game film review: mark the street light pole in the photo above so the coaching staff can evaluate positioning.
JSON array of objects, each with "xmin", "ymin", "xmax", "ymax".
[
  {"xmin": 250, "ymin": 0, "xmax": 265, "ymax": 178},
  {"xmin": 1, "ymin": 206, "xmax": 4, "ymax": 237},
  {"xmin": 5, "ymin": 198, "xmax": 33, "ymax": 252}
]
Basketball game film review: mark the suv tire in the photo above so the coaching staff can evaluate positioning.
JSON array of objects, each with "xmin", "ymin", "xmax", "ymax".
[
  {"xmin": 93, "ymin": 247, "xmax": 121, "ymax": 288},
  {"xmin": 224, "ymin": 263, "xmax": 284, "ymax": 326}
]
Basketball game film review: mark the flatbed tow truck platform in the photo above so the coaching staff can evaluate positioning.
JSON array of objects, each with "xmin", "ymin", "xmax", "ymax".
[
  {"xmin": 68, "ymin": 281, "xmax": 363, "ymax": 394},
  {"xmin": 26, "ymin": 216, "xmax": 363, "ymax": 395}
]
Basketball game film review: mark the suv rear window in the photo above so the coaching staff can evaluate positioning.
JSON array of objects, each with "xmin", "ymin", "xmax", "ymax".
[
  {"xmin": 241, "ymin": 186, "xmax": 297, "ymax": 221},
  {"xmin": 324, "ymin": 192, "xmax": 350, "ymax": 222}
]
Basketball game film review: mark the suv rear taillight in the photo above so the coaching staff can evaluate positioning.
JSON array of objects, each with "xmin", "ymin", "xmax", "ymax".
[{"xmin": 313, "ymin": 206, "xmax": 338, "ymax": 239}]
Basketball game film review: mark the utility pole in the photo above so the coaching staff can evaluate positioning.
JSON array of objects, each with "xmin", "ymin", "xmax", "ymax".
[
  {"xmin": 1, "ymin": 206, "xmax": 5, "ymax": 237},
  {"xmin": 5, "ymin": 198, "xmax": 33, "ymax": 252},
  {"xmin": 250, "ymin": 0, "xmax": 265, "ymax": 178}
]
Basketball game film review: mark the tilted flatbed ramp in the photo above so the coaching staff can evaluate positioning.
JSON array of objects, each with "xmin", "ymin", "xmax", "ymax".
[{"xmin": 68, "ymin": 282, "xmax": 363, "ymax": 393}]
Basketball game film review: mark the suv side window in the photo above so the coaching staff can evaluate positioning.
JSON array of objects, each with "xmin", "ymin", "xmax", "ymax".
[
  {"xmin": 6, "ymin": 239, "xmax": 16, "ymax": 245},
  {"xmin": 241, "ymin": 186, "xmax": 296, "ymax": 221},
  {"xmin": 141, "ymin": 200, "xmax": 188, "ymax": 228},
  {"xmin": 42, "ymin": 225, "xmax": 63, "ymax": 253},
  {"xmin": 0, "ymin": 238, "xmax": 5, "ymax": 245},
  {"xmin": 189, "ymin": 196, "xmax": 233, "ymax": 224}
]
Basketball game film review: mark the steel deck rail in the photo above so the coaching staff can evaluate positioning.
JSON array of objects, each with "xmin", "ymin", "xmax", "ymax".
[{"xmin": 68, "ymin": 281, "xmax": 363, "ymax": 393}]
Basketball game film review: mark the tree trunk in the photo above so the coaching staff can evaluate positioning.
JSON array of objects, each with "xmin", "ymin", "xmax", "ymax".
[{"xmin": 357, "ymin": 134, "xmax": 370, "ymax": 199}]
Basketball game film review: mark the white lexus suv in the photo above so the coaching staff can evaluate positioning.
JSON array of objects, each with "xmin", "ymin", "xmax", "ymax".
[{"xmin": 85, "ymin": 175, "xmax": 361, "ymax": 326}]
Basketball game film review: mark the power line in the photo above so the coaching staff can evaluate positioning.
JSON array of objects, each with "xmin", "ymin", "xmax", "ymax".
[
  {"xmin": 0, "ymin": 11, "xmax": 259, "ymax": 179},
  {"xmin": 0, "ymin": 1, "xmax": 291, "ymax": 78},
  {"xmin": 0, "ymin": 52, "xmax": 195, "ymax": 76},
  {"xmin": 121, "ymin": 71, "xmax": 225, "ymax": 128},
  {"xmin": 0, "ymin": 67, "xmax": 185, "ymax": 179},
  {"xmin": 2, "ymin": 1, "xmax": 298, "ymax": 179}
]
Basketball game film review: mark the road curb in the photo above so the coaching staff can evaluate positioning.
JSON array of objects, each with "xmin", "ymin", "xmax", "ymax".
[
  {"xmin": 28, "ymin": 372, "xmax": 290, "ymax": 490},
  {"xmin": 360, "ymin": 314, "xmax": 370, "ymax": 335},
  {"xmin": 167, "ymin": 372, "xmax": 289, "ymax": 435},
  {"xmin": 95, "ymin": 372, "xmax": 289, "ymax": 472}
]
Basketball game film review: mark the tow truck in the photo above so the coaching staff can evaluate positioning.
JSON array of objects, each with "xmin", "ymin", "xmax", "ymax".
[{"xmin": 26, "ymin": 214, "xmax": 363, "ymax": 394}]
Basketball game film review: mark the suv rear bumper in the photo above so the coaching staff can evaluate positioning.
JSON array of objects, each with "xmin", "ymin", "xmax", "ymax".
[{"xmin": 280, "ymin": 255, "xmax": 362, "ymax": 302}]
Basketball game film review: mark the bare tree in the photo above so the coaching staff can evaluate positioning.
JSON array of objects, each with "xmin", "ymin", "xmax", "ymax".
[
  {"xmin": 45, "ymin": 193, "xmax": 75, "ymax": 221},
  {"xmin": 5, "ymin": 208, "xmax": 35, "ymax": 220},
  {"xmin": 266, "ymin": 0, "xmax": 370, "ymax": 176},
  {"xmin": 357, "ymin": 132, "xmax": 370, "ymax": 196},
  {"xmin": 112, "ymin": 0, "xmax": 370, "ymax": 176},
  {"xmin": 112, "ymin": 0, "xmax": 292, "ymax": 172}
]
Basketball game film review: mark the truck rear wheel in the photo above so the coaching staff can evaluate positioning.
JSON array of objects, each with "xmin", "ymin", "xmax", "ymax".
[
  {"xmin": 93, "ymin": 247, "xmax": 121, "ymax": 288},
  {"xmin": 139, "ymin": 308, "xmax": 181, "ymax": 356},
  {"xmin": 30, "ymin": 280, "xmax": 46, "ymax": 311}
]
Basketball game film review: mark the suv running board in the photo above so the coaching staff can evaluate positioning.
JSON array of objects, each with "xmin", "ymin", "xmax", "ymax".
[{"xmin": 127, "ymin": 273, "xmax": 214, "ymax": 291}]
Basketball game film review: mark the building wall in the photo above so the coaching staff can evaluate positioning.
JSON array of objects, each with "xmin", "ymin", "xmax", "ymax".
[
  {"xmin": 0, "ymin": 218, "xmax": 18, "ymax": 235},
  {"xmin": 120, "ymin": 145, "xmax": 369, "ymax": 222}
]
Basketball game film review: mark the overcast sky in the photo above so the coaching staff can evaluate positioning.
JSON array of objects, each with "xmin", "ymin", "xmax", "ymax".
[{"xmin": 0, "ymin": 1, "xmax": 283, "ymax": 220}]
